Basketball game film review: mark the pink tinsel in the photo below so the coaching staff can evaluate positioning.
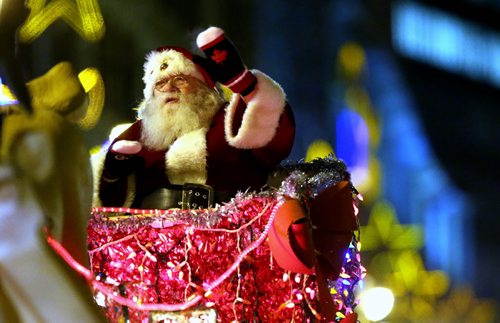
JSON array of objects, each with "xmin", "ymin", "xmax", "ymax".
[{"xmin": 87, "ymin": 195, "xmax": 321, "ymax": 322}]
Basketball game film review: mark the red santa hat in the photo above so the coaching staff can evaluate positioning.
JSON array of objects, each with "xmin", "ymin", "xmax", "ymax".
[{"xmin": 142, "ymin": 46, "xmax": 215, "ymax": 100}]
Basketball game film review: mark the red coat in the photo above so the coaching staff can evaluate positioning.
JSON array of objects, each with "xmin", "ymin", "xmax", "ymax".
[{"xmin": 93, "ymin": 70, "xmax": 295, "ymax": 208}]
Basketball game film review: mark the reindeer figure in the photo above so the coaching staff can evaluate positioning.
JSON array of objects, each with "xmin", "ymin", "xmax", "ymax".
[{"xmin": 0, "ymin": 3, "xmax": 103, "ymax": 316}]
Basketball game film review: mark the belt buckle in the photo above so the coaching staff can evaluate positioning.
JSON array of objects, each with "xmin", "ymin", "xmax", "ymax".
[{"xmin": 181, "ymin": 183, "xmax": 214, "ymax": 210}]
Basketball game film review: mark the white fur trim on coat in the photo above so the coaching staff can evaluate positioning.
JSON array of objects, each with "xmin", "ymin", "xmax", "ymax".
[
  {"xmin": 90, "ymin": 149, "xmax": 106, "ymax": 207},
  {"xmin": 142, "ymin": 49, "xmax": 205, "ymax": 100},
  {"xmin": 165, "ymin": 128, "xmax": 208, "ymax": 185},
  {"xmin": 224, "ymin": 70, "xmax": 286, "ymax": 149}
]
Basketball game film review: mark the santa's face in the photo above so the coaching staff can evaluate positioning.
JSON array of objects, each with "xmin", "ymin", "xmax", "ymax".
[
  {"xmin": 152, "ymin": 74, "xmax": 205, "ymax": 107},
  {"xmin": 139, "ymin": 74, "xmax": 224, "ymax": 150}
]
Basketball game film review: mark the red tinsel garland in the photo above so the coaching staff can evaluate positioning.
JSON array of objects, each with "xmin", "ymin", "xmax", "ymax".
[{"xmin": 87, "ymin": 196, "xmax": 322, "ymax": 322}]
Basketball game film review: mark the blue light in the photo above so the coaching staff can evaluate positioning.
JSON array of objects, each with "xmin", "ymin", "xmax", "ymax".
[
  {"xmin": 392, "ymin": 1, "xmax": 500, "ymax": 88},
  {"xmin": 335, "ymin": 109, "xmax": 369, "ymax": 186}
]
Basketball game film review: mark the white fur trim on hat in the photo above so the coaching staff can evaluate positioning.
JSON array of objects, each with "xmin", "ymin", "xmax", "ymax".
[
  {"xmin": 142, "ymin": 49, "xmax": 205, "ymax": 100},
  {"xmin": 165, "ymin": 128, "xmax": 208, "ymax": 185},
  {"xmin": 224, "ymin": 70, "xmax": 286, "ymax": 148}
]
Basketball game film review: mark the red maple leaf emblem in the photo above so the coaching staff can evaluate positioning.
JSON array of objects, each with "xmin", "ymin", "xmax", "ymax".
[{"xmin": 211, "ymin": 49, "xmax": 227, "ymax": 64}]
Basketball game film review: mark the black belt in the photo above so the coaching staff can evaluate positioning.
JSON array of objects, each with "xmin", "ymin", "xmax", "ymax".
[{"xmin": 140, "ymin": 183, "xmax": 232, "ymax": 210}]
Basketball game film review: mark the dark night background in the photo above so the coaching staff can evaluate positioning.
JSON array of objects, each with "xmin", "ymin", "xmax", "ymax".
[{"xmin": 3, "ymin": 0, "xmax": 500, "ymax": 319}]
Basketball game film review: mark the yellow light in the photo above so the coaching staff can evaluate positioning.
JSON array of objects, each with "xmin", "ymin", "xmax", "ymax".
[
  {"xmin": 1, "ymin": 83, "xmax": 19, "ymax": 105},
  {"xmin": 415, "ymin": 270, "xmax": 449, "ymax": 297},
  {"xmin": 359, "ymin": 287, "xmax": 395, "ymax": 321},
  {"xmin": 77, "ymin": 67, "xmax": 104, "ymax": 129},
  {"xmin": 19, "ymin": 0, "xmax": 105, "ymax": 43},
  {"xmin": 360, "ymin": 201, "xmax": 424, "ymax": 251},
  {"xmin": 305, "ymin": 139, "xmax": 334, "ymax": 162},
  {"xmin": 78, "ymin": 67, "xmax": 98, "ymax": 91},
  {"xmin": 338, "ymin": 42, "xmax": 366, "ymax": 80}
]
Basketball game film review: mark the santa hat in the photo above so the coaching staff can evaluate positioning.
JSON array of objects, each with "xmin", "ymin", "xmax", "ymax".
[{"xmin": 142, "ymin": 46, "xmax": 215, "ymax": 100}]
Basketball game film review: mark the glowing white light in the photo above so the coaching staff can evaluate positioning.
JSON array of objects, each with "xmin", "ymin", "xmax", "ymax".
[
  {"xmin": 359, "ymin": 287, "xmax": 394, "ymax": 322},
  {"xmin": 94, "ymin": 292, "xmax": 106, "ymax": 307}
]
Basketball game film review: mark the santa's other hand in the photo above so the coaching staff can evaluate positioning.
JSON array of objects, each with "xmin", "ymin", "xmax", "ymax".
[{"xmin": 104, "ymin": 140, "xmax": 144, "ymax": 178}]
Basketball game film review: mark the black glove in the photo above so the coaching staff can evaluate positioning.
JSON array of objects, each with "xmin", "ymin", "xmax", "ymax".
[
  {"xmin": 103, "ymin": 150, "xmax": 144, "ymax": 180},
  {"xmin": 197, "ymin": 27, "xmax": 257, "ymax": 96}
]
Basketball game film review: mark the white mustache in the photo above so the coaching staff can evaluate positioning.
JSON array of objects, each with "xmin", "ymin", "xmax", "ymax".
[{"xmin": 154, "ymin": 93, "xmax": 181, "ymax": 105}]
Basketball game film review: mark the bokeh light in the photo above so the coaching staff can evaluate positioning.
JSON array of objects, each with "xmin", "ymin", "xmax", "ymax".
[
  {"xmin": 77, "ymin": 67, "xmax": 104, "ymax": 130},
  {"xmin": 0, "ymin": 78, "xmax": 18, "ymax": 106},
  {"xmin": 359, "ymin": 287, "xmax": 395, "ymax": 321}
]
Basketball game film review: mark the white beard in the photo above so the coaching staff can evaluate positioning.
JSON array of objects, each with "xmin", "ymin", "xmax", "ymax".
[{"xmin": 138, "ymin": 86, "xmax": 224, "ymax": 150}]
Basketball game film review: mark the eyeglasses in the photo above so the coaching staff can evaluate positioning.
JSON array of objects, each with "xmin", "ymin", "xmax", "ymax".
[{"xmin": 154, "ymin": 75, "xmax": 190, "ymax": 92}]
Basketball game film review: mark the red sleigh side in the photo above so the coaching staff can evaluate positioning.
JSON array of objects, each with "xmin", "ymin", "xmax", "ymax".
[{"xmin": 86, "ymin": 157, "xmax": 365, "ymax": 322}]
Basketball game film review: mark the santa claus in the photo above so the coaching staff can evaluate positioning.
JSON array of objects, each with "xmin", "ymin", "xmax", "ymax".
[
  {"xmin": 90, "ymin": 27, "xmax": 360, "ymax": 322},
  {"xmin": 93, "ymin": 27, "xmax": 295, "ymax": 208}
]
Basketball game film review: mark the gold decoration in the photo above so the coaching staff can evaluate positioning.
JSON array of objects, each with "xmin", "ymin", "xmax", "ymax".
[{"xmin": 19, "ymin": 0, "xmax": 105, "ymax": 43}]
